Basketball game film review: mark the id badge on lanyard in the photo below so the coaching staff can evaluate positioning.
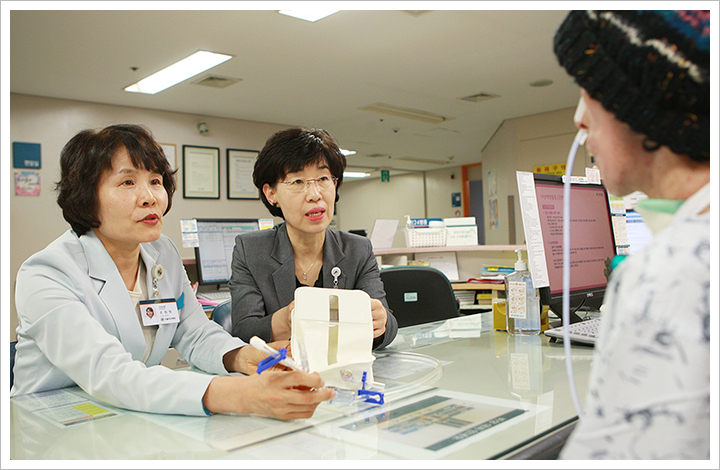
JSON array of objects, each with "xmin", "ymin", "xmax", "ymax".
[{"xmin": 140, "ymin": 264, "xmax": 180, "ymax": 326}]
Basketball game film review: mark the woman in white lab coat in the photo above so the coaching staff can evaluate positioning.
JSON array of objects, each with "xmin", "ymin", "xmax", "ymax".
[{"xmin": 11, "ymin": 124, "xmax": 334, "ymax": 417}]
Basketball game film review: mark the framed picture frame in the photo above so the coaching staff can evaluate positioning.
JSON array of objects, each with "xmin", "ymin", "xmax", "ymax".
[
  {"xmin": 158, "ymin": 143, "xmax": 177, "ymax": 171},
  {"xmin": 227, "ymin": 148, "xmax": 260, "ymax": 199},
  {"xmin": 183, "ymin": 145, "xmax": 220, "ymax": 199}
]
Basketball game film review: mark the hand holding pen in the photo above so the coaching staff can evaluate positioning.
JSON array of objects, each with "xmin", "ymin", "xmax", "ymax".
[
  {"xmin": 249, "ymin": 336, "xmax": 306, "ymax": 373},
  {"xmin": 206, "ymin": 341, "xmax": 334, "ymax": 419},
  {"xmin": 249, "ymin": 336, "xmax": 384, "ymax": 406}
]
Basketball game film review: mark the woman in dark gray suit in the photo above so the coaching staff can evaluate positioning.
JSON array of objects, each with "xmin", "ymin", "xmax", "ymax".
[{"xmin": 229, "ymin": 127, "xmax": 397, "ymax": 349}]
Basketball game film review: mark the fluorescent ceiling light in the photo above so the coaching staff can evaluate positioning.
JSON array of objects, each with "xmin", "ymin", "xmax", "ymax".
[
  {"xmin": 125, "ymin": 51, "xmax": 233, "ymax": 94},
  {"xmin": 458, "ymin": 92, "xmax": 499, "ymax": 103},
  {"xmin": 397, "ymin": 156, "xmax": 450, "ymax": 165},
  {"xmin": 279, "ymin": 8, "xmax": 340, "ymax": 22},
  {"xmin": 343, "ymin": 171, "xmax": 371, "ymax": 178},
  {"xmin": 359, "ymin": 102, "xmax": 451, "ymax": 124},
  {"xmin": 340, "ymin": 148, "xmax": 356, "ymax": 156}
]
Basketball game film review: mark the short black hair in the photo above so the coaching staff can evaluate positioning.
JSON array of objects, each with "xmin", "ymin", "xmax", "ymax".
[
  {"xmin": 55, "ymin": 124, "xmax": 176, "ymax": 235},
  {"xmin": 253, "ymin": 127, "xmax": 347, "ymax": 218}
]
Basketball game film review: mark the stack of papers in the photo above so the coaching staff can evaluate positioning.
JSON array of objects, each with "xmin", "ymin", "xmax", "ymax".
[{"xmin": 454, "ymin": 290, "xmax": 476, "ymax": 308}]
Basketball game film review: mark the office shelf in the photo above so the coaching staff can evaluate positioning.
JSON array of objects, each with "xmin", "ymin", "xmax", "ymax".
[
  {"xmin": 451, "ymin": 282, "xmax": 505, "ymax": 290},
  {"xmin": 373, "ymin": 244, "xmax": 525, "ymax": 256},
  {"xmin": 375, "ymin": 244, "xmax": 525, "ymax": 300}
]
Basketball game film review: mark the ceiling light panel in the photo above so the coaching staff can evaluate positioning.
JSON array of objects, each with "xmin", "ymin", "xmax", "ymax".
[
  {"xmin": 193, "ymin": 75, "xmax": 241, "ymax": 89},
  {"xmin": 278, "ymin": 8, "xmax": 340, "ymax": 22},
  {"xmin": 343, "ymin": 171, "xmax": 371, "ymax": 178},
  {"xmin": 359, "ymin": 103, "xmax": 451, "ymax": 124},
  {"xmin": 529, "ymin": 79, "xmax": 554, "ymax": 87},
  {"xmin": 402, "ymin": 11, "xmax": 432, "ymax": 18},
  {"xmin": 396, "ymin": 156, "xmax": 450, "ymax": 165},
  {"xmin": 458, "ymin": 92, "xmax": 499, "ymax": 102},
  {"xmin": 125, "ymin": 51, "xmax": 233, "ymax": 95}
]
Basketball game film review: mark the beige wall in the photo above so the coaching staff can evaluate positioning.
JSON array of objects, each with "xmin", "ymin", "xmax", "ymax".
[
  {"xmin": 338, "ymin": 166, "xmax": 468, "ymax": 247},
  {"xmin": 337, "ymin": 172, "xmax": 426, "ymax": 248},
  {"xmin": 483, "ymin": 107, "xmax": 589, "ymax": 245},
  {"xmin": 424, "ymin": 166, "xmax": 467, "ymax": 220},
  {"xmin": 482, "ymin": 119, "xmax": 519, "ymax": 245}
]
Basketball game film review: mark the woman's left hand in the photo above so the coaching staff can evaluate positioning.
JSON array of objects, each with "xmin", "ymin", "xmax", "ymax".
[{"xmin": 370, "ymin": 299, "xmax": 387, "ymax": 339}]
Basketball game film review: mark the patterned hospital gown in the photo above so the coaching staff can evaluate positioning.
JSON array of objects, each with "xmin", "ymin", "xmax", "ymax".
[{"xmin": 560, "ymin": 205, "xmax": 710, "ymax": 459}]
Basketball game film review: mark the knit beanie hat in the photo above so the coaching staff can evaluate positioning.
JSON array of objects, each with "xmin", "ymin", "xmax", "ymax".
[{"xmin": 554, "ymin": 10, "xmax": 710, "ymax": 162}]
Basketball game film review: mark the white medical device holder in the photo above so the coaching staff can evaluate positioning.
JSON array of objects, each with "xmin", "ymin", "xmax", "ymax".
[{"xmin": 291, "ymin": 287, "xmax": 377, "ymax": 391}]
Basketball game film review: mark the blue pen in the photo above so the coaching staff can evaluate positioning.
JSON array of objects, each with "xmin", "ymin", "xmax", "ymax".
[{"xmin": 249, "ymin": 336, "xmax": 304, "ymax": 373}]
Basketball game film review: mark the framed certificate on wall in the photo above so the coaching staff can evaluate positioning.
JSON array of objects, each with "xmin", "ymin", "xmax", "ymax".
[
  {"xmin": 183, "ymin": 145, "xmax": 220, "ymax": 199},
  {"xmin": 158, "ymin": 143, "xmax": 177, "ymax": 170},
  {"xmin": 227, "ymin": 148, "xmax": 260, "ymax": 199}
]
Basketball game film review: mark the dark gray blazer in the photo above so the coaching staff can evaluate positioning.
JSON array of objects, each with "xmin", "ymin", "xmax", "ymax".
[{"xmin": 228, "ymin": 223, "xmax": 397, "ymax": 349}]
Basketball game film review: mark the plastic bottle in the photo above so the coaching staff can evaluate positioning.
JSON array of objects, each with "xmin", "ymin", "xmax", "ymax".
[{"xmin": 505, "ymin": 249, "xmax": 541, "ymax": 335}]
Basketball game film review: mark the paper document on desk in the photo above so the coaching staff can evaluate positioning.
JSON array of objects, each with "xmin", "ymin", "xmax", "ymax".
[
  {"xmin": 446, "ymin": 313, "xmax": 484, "ymax": 337},
  {"xmin": 385, "ymin": 315, "xmax": 485, "ymax": 351},
  {"xmin": 311, "ymin": 389, "xmax": 538, "ymax": 460},
  {"xmin": 12, "ymin": 388, "xmax": 122, "ymax": 428},
  {"xmin": 413, "ymin": 252, "xmax": 459, "ymax": 281}
]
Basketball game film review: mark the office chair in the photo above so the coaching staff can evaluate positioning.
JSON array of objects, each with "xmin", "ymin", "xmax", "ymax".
[
  {"xmin": 10, "ymin": 341, "xmax": 17, "ymax": 389},
  {"xmin": 211, "ymin": 300, "xmax": 233, "ymax": 334},
  {"xmin": 380, "ymin": 266, "xmax": 460, "ymax": 328}
]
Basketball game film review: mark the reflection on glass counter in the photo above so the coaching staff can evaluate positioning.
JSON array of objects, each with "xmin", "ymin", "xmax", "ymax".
[{"xmin": 11, "ymin": 310, "xmax": 595, "ymax": 460}]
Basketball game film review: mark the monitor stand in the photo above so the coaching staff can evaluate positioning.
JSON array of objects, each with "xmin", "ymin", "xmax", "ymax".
[
  {"xmin": 547, "ymin": 306, "xmax": 585, "ymax": 328},
  {"xmin": 196, "ymin": 283, "xmax": 230, "ymax": 294},
  {"xmin": 541, "ymin": 287, "xmax": 585, "ymax": 327}
]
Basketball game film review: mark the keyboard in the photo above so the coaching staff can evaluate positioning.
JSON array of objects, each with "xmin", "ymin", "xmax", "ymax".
[
  {"xmin": 196, "ymin": 290, "xmax": 231, "ymax": 302},
  {"xmin": 544, "ymin": 317, "xmax": 601, "ymax": 345}
]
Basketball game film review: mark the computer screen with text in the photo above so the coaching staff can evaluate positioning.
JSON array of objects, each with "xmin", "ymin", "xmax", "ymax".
[
  {"xmin": 533, "ymin": 174, "xmax": 616, "ymax": 318},
  {"xmin": 194, "ymin": 219, "xmax": 259, "ymax": 285}
]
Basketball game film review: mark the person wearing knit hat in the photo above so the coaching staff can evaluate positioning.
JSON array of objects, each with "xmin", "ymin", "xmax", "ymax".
[{"xmin": 553, "ymin": 11, "xmax": 710, "ymax": 459}]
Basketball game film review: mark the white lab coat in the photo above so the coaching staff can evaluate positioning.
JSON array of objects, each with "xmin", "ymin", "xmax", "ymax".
[{"xmin": 12, "ymin": 229, "xmax": 246, "ymax": 416}]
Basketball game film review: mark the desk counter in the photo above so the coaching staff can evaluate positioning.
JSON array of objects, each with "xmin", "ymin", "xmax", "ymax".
[{"xmin": 10, "ymin": 312, "xmax": 594, "ymax": 460}]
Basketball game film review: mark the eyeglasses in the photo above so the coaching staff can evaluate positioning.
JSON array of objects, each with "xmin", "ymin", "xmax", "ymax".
[{"xmin": 279, "ymin": 175, "xmax": 338, "ymax": 193}]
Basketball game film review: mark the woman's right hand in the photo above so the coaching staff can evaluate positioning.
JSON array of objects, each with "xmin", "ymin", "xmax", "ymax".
[
  {"xmin": 270, "ymin": 300, "xmax": 294, "ymax": 341},
  {"xmin": 202, "ymin": 370, "xmax": 335, "ymax": 420}
]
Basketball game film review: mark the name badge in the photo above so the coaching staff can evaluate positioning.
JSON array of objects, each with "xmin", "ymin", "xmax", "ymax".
[{"xmin": 140, "ymin": 298, "xmax": 180, "ymax": 326}]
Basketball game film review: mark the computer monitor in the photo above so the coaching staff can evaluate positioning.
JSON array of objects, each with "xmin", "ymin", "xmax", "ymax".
[
  {"xmin": 194, "ymin": 218, "xmax": 259, "ymax": 285},
  {"xmin": 625, "ymin": 210, "xmax": 653, "ymax": 255},
  {"xmin": 532, "ymin": 174, "xmax": 617, "ymax": 324}
]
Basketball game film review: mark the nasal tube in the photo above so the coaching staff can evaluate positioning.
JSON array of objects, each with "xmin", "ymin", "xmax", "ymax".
[{"xmin": 562, "ymin": 122, "xmax": 588, "ymax": 420}]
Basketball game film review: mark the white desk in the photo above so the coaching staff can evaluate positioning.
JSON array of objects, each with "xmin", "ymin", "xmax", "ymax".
[{"xmin": 10, "ymin": 312, "xmax": 594, "ymax": 460}]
